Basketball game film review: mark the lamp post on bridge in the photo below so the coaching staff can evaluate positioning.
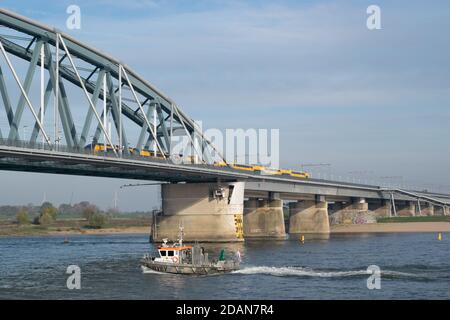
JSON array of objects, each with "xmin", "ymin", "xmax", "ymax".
[
  {"xmin": 379, "ymin": 176, "xmax": 403, "ymax": 189},
  {"xmin": 22, "ymin": 125, "xmax": 28, "ymax": 143},
  {"xmin": 300, "ymin": 163, "xmax": 331, "ymax": 171},
  {"xmin": 300, "ymin": 163, "xmax": 331, "ymax": 180}
]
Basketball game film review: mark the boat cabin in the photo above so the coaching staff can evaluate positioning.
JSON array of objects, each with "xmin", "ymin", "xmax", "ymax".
[{"xmin": 155, "ymin": 246, "xmax": 193, "ymax": 264}]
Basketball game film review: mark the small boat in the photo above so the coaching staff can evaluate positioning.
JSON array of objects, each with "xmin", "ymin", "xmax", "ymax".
[{"xmin": 141, "ymin": 226, "xmax": 240, "ymax": 275}]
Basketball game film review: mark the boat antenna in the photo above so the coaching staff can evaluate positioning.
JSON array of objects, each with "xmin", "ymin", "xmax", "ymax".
[{"xmin": 178, "ymin": 221, "xmax": 184, "ymax": 247}]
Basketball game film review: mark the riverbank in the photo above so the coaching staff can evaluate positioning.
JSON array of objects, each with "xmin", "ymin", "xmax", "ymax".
[
  {"xmin": 48, "ymin": 226, "xmax": 151, "ymax": 236},
  {"xmin": 0, "ymin": 225, "xmax": 151, "ymax": 237},
  {"xmin": 331, "ymin": 222, "xmax": 450, "ymax": 233},
  {"xmin": 3, "ymin": 220, "xmax": 450, "ymax": 237},
  {"xmin": 0, "ymin": 218, "xmax": 151, "ymax": 237}
]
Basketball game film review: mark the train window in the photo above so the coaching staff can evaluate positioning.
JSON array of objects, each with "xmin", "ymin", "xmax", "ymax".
[
  {"xmin": 167, "ymin": 251, "xmax": 174, "ymax": 257},
  {"xmin": 160, "ymin": 250, "xmax": 167, "ymax": 256},
  {"xmin": 235, "ymin": 164, "xmax": 252, "ymax": 169}
]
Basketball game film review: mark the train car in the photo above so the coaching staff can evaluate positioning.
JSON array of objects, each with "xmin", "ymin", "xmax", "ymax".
[
  {"xmin": 231, "ymin": 164, "xmax": 255, "ymax": 171},
  {"xmin": 251, "ymin": 165, "xmax": 265, "ymax": 171},
  {"xmin": 140, "ymin": 149, "xmax": 151, "ymax": 157},
  {"xmin": 214, "ymin": 161, "xmax": 229, "ymax": 167},
  {"xmin": 183, "ymin": 155, "xmax": 196, "ymax": 164},
  {"xmin": 277, "ymin": 168, "xmax": 309, "ymax": 179},
  {"xmin": 91, "ymin": 144, "xmax": 136, "ymax": 155},
  {"xmin": 253, "ymin": 166, "xmax": 282, "ymax": 175},
  {"xmin": 223, "ymin": 163, "xmax": 309, "ymax": 179},
  {"xmin": 139, "ymin": 149, "xmax": 166, "ymax": 159},
  {"xmin": 264, "ymin": 168, "xmax": 282, "ymax": 175},
  {"xmin": 289, "ymin": 171, "xmax": 310, "ymax": 179},
  {"xmin": 93, "ymin": 144, "xmax": 118, "ymax": 153},
  {"xmin": 212, "ymin": 160, "xmax": 310, "ymax": 180},
  {"xmin": 93, "ymin": 144, "xmax": 107, "ymax": 152}
]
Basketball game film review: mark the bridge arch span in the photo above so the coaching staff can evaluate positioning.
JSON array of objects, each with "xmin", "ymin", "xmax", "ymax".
[{"xmin": 0, "ymin": 8, "xmax": 222, "ymax": 163}]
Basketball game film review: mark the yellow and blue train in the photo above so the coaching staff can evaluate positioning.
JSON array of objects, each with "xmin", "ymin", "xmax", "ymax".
[
  {"xmin": 88, "ymin": 144, "xmax": 309, "ymax": 179},
  {"xmin": 214, "ymin": 161, "xmax": 309, "ymax": 179}
]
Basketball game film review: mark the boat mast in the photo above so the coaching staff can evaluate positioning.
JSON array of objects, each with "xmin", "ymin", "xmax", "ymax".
[{"xmin": 178, "ymin": 222, "xmax": 184, "ymax": 246}]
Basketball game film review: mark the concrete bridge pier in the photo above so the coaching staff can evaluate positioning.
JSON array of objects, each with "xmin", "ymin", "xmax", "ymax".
[
  {"xmin": 152, "ymin": 182, "xmax": 245, "ymax": 242},
  {"xmin": 396, "ymin": 201, "xmax": 416, "ymax": 217},
  {"xmin": 368, "ymin": 199, "xmax": 392, "ymax": 218},
  {"xmin": 420, "ymin": 202, "xmax": 434, "ymax": 216},
  {"xmin": 353, "ymin": 197, "xmax": 369, "ymax": 211},
  {"xmin": 243, "ymin": 193, "xmax": 286, "ymax": 240},
  {"xmin": 288, "ymin": 196, "xmax": 330, "ymax": 237},
  {"xmin": 329, "ymin": 197, "xmax": 369, "ymax": 224},
  {"xmin": 434, "ymin": 205, "xmax": 449, "ymax": 216}
]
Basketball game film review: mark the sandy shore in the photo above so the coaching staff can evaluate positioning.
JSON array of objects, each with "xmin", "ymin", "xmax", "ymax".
[
  {"xmin": 52, "ymin": 223, "xmax": 450, "ymax": 236},
  {"xmin": 331, "ymin": 222, "xmax": 450, "ymax": 233},
  {"xmin": 3, "ymin": 222, "xmax": 450, "ymax": 238},
  {"xmin": 47, "ymin": 226, "xmax": 151, "ymax": 236}
]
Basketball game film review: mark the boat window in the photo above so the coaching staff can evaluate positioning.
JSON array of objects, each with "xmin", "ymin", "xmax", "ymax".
[
  {"xmin": 167, "ymin": 251, "xmax": 174, "ymax": 256},
  {"xmin": 160, "ymin": 250, "xmax": 167, "ymax": 256}
]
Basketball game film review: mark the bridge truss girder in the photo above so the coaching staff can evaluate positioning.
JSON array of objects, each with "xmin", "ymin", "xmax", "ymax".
[{"xmin": 0, "ymin": 8, "xmax": 223, "ymax": 164}]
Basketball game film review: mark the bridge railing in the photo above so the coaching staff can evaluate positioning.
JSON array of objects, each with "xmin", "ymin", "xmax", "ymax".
[
  {"xmin": 0, "ymin": 138, "xmax": 227, "ymax": 171},
  {"xmin": 0, "ymin": 138, "xmax": 168, "ymax": 164}
]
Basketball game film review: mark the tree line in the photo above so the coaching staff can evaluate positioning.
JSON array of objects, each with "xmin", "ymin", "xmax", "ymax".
[{"xmin": 12, "ymin": 201, "xmax": 110, "ymax": 228}]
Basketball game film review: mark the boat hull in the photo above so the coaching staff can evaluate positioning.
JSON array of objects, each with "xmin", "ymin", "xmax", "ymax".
[{"xmin": 141, "ymin": 259, "xmax": 239, "ymax": 275}]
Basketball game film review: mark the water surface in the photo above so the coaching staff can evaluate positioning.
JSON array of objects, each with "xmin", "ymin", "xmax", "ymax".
[{"xmin": 0, "ymin": 233, "xmax": 449, "ymax": 299}]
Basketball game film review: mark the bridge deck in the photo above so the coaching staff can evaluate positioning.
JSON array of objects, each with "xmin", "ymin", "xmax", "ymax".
[{"xmin": 1, "ymin": 144, "xmax": 449, "ymax": 204}]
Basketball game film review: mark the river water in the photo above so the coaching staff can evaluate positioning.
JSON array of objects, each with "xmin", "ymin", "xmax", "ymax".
[{"xmin": 0, "ymin": 232, "xmax": 449, "ymax": 299}]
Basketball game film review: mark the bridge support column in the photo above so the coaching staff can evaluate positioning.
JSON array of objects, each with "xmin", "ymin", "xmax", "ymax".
[
  {"xmin": 397, "ymin": 201, "xmax": 416, "ymax": 217},
  {"xmin": 243, "ymin": 197, "xmax": 286, "ymax": 240},
  {"xmin": 353, "ymin": 198, "xmax": 369, "ymax": 211},
  {"xmin": 288, "ymin": 197, "xmax": 330, "ymax": 236},
  {"xmin": 434, "ymin": 206, "xmax": 449, "ymax": 216},
  {"xmin": 329, "ymin": 198, "xmax": 371, "ymax": 224},
  {"xmin": 421, "ymin": 203, "xmax": 434, "ymax": 216},
  {"xmin": 369, "ymin": 200, "xmax": 392, "ymax": 218},
  {"xmin": 152, "ymin": 182, "xmax": 245, "ymax": 242}
]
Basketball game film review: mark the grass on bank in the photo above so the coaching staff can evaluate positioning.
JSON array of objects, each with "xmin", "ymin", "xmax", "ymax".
[{"xmin": 377, "ymin": 215, "xmax": 450, "ymax": 223}]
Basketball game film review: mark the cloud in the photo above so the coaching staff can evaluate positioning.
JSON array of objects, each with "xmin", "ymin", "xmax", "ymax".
[{"xmin": 40, "ymin": 0, "xmax": 448, "ymax": 115}]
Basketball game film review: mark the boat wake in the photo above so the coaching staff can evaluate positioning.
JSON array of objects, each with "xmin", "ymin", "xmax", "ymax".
[{"xmin": 232, "ymin": 266, "xmax": 418, "ymax": 279}]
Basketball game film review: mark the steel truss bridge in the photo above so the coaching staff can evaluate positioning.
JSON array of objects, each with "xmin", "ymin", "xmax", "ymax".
[{"xmin": 0, "ymin": 8, "xmax": 449, "ymax": 211}]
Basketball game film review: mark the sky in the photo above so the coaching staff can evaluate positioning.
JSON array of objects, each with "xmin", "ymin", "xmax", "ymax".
[{"xmin": 0, "ymin": 0, "xmax": 449, "ymax": 211}]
